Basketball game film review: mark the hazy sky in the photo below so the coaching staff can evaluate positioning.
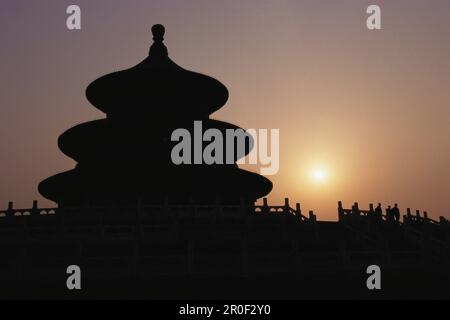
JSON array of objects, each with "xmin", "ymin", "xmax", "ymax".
[{"xmin": 1, "ymin": 0, "xmax": 450, "ymax": 220}]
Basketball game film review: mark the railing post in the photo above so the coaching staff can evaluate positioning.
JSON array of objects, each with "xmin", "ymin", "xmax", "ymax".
[
  {"xmin": 31, "ymin": 200, "xmax": 39, "ymax": 216},
  {"xmin": 416, "ymin": 210, "xmax": 421, "ymax": 222},
  {"xmin": 338, "ymin": 201, "xmax": 344, "ymax": 221},
  {"xmin": 262, "ymin": 198, "xmax": 269, "ymax": 214},
  {"xmin": 283, "ymin": 198, "xmax": 290, "ymax": 215},
  {"xmin": 354, "ymin": 202, "xmax": 360, "ymax": 216},
  {"xmin": 406, "ymin": 208, "xmax": 412, "ymax": 223},
  {"xmin": 309, "ymin": 210, "xmax": 319, "ymax": 240},
  {"xmin": 423, "ymin": 211, "xmax": 429, "ymax": 222},
  {"xmin": 6, "ymin": 202, "xmax": 14, "ymax": 218},
  {"xmin": 296, "ymin": 203, "xmax": 302, "ymax": 220}
]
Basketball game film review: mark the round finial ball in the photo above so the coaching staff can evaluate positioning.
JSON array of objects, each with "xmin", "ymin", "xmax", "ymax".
[{"xmin": 152, "ymin": 24, "xmax": 165, "ymax": 41}]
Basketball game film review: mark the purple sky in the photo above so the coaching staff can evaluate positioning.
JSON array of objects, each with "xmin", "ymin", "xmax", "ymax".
[{"xmin": 1, "ymin": 0, "xmax": 450, "ymax": 220}]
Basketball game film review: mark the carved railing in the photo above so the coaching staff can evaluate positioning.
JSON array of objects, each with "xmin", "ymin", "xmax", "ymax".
[
  {"xmin": 0, "ymin": 201, "xmax": 56, "ymax": 218},
  {"xmin": 254, "ymin": 198, "xmax": 313, "ymax": 221},
  {"xmin": 338, "ymin": 201, "xmax": 450, "ymax": 263},
  {"xmin": 0, "ymin": 199, "xmax": 447, "ymax": 273},
  {"xmin": 0, "ymin": 198, "xmax": 314, "ymax": 221},
  {"xmin": 338, "ymin": 201, "xmax": 448, "ymax": 226}
]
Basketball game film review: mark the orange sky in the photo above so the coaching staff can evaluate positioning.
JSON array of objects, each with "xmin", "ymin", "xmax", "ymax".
[{"xmin": 1, "ymin": 0, "xmax": 450, "ymax": 220}]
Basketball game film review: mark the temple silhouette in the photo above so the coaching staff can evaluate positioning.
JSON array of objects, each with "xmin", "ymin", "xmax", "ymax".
[
  {"xmin": 1, "ymin": 25, "xmax": 449, "ymax": 299},
  {"xmin": 38, "ymin": 24, "xmax": 272, "ymax": 207}
]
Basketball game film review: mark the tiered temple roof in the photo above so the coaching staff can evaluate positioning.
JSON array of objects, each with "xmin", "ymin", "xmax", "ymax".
[{"xmin": 39, "ymin": 25, "xmax": 272, "ymax": 206}]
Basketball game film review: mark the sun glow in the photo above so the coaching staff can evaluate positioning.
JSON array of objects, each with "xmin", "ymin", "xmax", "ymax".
[{"xmin": 311, "ymin": 167, "xmax": 329, "ymax": 184}]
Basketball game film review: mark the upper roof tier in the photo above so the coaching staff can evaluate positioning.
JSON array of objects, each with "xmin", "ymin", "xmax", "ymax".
[{"xmin": 86, "ymin": 25, "xmax": 229, "ymax": 119}]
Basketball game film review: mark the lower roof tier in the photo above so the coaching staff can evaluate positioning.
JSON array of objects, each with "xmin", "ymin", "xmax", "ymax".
[{"xmin": 39, "ymin": 165, "xmax": 273, "ymax": 206}]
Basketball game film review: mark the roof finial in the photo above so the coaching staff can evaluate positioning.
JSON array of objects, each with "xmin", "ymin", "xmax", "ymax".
[
  {"xmin": 149, "ymin": 24, "xmax": 168, "ymax": 59},
  {"xmin": 152, "ymin": 24, "xmax": 165, "ymax": 43}
]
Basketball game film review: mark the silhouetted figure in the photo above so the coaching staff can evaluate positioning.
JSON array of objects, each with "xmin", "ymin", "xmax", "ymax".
[
  {"xmin": 392, "ymin": 203, "xmax": 401, "ymax": 223},
  {"xmin": 374, "ymin": 203, "xmax": 383, "ymax": 221},
  {"xmin": 386, "ymin": 205, "xmax": 393, "ymax": 223}
]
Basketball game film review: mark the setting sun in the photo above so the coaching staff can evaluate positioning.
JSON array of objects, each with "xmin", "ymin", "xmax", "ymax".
[{"xmin": 311, "ymin": 167, "xmax": 329, "ymax": 184}]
